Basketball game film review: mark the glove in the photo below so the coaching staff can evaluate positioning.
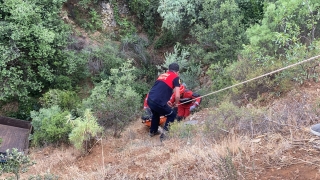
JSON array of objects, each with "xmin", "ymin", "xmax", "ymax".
[
  {"xmin": 167, "ymin": 101, "xmax": 174, "ymax": 107},
  {"xmin": 190, "ymin": 105, "xmax": 196, "ymax": 111}
]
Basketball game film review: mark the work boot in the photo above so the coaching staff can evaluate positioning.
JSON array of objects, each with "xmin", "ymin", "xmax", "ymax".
[
  {"xmin": 160, "ymin": 130, "xmax": 168, "ymax": 141},
  {"xmin": 149, "ymin": 130, "xmax": 160, "ymax": 137},
  {"xmin": 177, "ymin": 116, "xmax": 185, "ymax": 122}
]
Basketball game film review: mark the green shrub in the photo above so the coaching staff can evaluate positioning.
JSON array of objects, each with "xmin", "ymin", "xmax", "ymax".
[
  {"xmin": 128, "ymin": 0, "xmax": 160, "ymax": 39},
  {"xmin": 131, "ymin": 65, "xmax": 157, "ymax": 100},
  {"xmin": 179, "ymin": 61, "xmax": 202, "ymax": 90},
  {"xmin": 157, "ymin": 43, "xmax": 189, "ymax": 72},
  {"xmin": 142, "ymin": 0, "xmax": 160, "ymax": 39},
  {"xmin": 0, "ymin": 148, "xmax": 35, "ymax": 180},
  {"xmin": 89, "ymin": 9, "xmax": 103, "ymax": 31},
  {"xmin": 192, "ymin": 0, "xmax": 246, "ymax": 63},
  {"xmin": 83, "ymin": 61, "xmax": 141, "ymax": 137},
  {"xmin": 0, "ymin": 0, "xmax": 71, "ymax": 102},
  {"xmin": 78, "ymin": 0, "xmax": 100, "ymax": 9},
  {"xmin": 230, "ymin": 41, "xmax": 320, "ymax": 100},
  {"xmin": 39, "ymin": 89, "xmax": 80, "ymax": 111},
  {"xmin": 69, "ymin": 109, "xmax": 103, "ymax": 153},
  {"xmin": 30, "ymin": 106, "xmax": 72, "ymax": 147},
  {"xmin": 5, "ymin": 97, "xmax": 40, "ymax": 121},
  {"xmin": 236, "ymin": 0, "xmax": 264, "ymax": 27},
  {"xmin": 208, "ymin": 61, "xmax": 231, "ymax": 90},
  {"xmin": 118, "ymin": 19, "xmax": 137, "ymax": 39},
  {"xmin": 128, "ymin": 0, "xmax": 150, "ymax": 19},
  {"xmin": 70, "ymin": 1, "xmax": 102, "ymax": 32},
  {"xmin": 168, "ymin": 121, "xmax": 196, "ymax": 139},
  {"xmin": 52, "ymin": 75, "xmax": 73, "ymax": 90},
  {"xmin": 154, "ymin": 31, "xmax": 176, "ymax": 49},
  {"xmin": 157, "ymin": 0, "xmax": 202, "ymax": 32},
  {"xmin": 204, "ymin": 101, "xmax": 267, "ymax": 140},
  {"xmin": 82, "ymin": 42, "xmax": 124, "ymax": 82},
  {"xmin": 121, "ymin": 34, "xmax": 150, "ymax": 64}
]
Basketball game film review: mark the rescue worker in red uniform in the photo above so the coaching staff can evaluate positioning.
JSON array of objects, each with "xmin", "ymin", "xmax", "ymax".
[
  {"xmin": 169, "ymin": 84, "xmax": 202, "ymax": 121},
  {"xmin": 147, "ymin": 63, "xmax": 180, "ymax": 138}
]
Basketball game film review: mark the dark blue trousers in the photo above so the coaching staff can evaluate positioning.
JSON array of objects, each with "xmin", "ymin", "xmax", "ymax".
[{"xmin": 147, "ymin": 99, "xmax": 176, "ymax": 133}]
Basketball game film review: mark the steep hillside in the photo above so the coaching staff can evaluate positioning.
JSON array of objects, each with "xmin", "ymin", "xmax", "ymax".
[
  {"xmin": 7, "ymin": 80, "xmax": 320, "ymax": 180},
  {"xmin": 2, "ymin": 1, "xmax": 320, "ymax": 179}
]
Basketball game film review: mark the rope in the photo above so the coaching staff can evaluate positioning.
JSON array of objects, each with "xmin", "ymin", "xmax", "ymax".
[{"xmin": 178, "ymin": 54, "xmax": 320, "ymax": 105}]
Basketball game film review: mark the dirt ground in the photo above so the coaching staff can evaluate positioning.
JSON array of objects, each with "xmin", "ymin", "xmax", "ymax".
[{"xmin": 3, "ymin": 81, "xmax": 320, "ymax": 179}]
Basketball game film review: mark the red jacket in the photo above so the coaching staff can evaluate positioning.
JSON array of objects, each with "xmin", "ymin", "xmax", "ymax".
[{"xmin": 169, "ymin": 90, "xmax": 201, "ymax": 108}]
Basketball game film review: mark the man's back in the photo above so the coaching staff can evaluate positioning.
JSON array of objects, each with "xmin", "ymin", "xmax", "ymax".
[{"xmin": 148, "ymin": 71, "xmax": 179, "ymax": 106}]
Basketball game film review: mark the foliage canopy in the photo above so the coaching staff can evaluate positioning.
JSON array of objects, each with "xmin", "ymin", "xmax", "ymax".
[{"xmin": 0, "ymin": 0, "xmax": 71, "ymax": 101}]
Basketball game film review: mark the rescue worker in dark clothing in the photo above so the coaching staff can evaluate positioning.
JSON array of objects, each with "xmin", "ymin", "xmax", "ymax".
[
  {"xmin": 169, "ymin": 84, "xmax": 202, "ymax": 121},
  {"xmin": 147, "ymin": 63, "xmax": 180, "ymax": 137},
  {"xmin": 141, "ymin": 93, "xmax": 152, "ymax": 120},
  {"xmin": 141, "ymin": 93, "xmax": 167, "ymax": 127}
]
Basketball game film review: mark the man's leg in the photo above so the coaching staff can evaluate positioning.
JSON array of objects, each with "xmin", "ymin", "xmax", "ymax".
[
  {"xmin": 184, "ymin": 106, "xmax": 191, "ymax": 118},
  {"xmin": 149, "ymin": 109, "xmax": 160, "ymax": 134},
  {"xmin": 177, "ymin": 106, "xmax": 184, "ymax": 121},
  {"xmin": 163, "ymin": 106, "xmax": 176, "ymax": 131},
  {"xmin": 147, "ymin": 99, "xmax": 175, "ymax": 134},
  {"xmin": 160, "ymin": 105, "xmax": 176, "ymax": 140},
  {"xmin": 147, "ymin": 99, "xmax": 164, "ymax": 135}
]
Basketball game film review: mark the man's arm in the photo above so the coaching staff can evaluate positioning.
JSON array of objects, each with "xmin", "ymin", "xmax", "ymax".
[
  {"xmin": 173, "ymin": 86, "xmax": 180, "ymax": 107},
  {"xmin": 143, "ymin": 94, "xmax": 149, "ymax": 109},
  {"xmin": 192, "ymin": 92, "xmax": 201, "ymax": 106},
  {"xmin": 168, "ymin": 93, "xmax": 175, "ymax": 107}
]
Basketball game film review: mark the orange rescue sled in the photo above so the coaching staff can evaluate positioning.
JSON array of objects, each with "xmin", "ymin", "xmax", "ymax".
[{"xmin": 142, "ymin": 116, "xmax": 167, "ymax": 127}]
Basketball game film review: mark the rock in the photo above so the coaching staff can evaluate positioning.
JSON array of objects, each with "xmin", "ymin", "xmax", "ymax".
[{"xmin": 101, "ymin": 2, "xmax": 116, "ymax": 30}]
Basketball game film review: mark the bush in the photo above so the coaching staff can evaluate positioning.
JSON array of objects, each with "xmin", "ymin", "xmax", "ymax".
[
  {"xmin": 154, "ymin": 31, "xmax": 176, "ymax": 49},
  {"xmin": 39, "ymin": 89, "xmax": 80, "ymax": 111},
  {"xmin": 192, "ymin": 0, "xmax": 246, "ymax": 63},
  {"xmin": 69, "ymin": 2, "xmax": 102, "ymax": 32},
  {"xmin": 207, "ymin": 60, "xmax": 234, "ymax": 91},
  {"xmin": 81, "ymin": 42, "xmax": 124, "ymax": 82},
  {"xmin": 128, "ymin": 0, "xmax": 150, "ymax": 19},
  {"xmin": 69, "ymin": 109, "xmax": 103, "ymax": 153},
  {"xmin": 130, "ymin": 64, "xmax": 157, "ymax": 101},
  {"xmin": 0, "ymin": 0, "xmax": 71, "ymax": 101},
  {"xmin": 157, "ymin": 43, "xmax": 190, "ymax": 72},
  {"xmin": 118, "ymin": 19, "xmax": 137, "ymax": 39},
  {"xmin": 30, "ymin": 106, "xmax": 72, "ymax": 147},
  {"xmin": 0, "ymin": 148, "xmax": 35, "ymax": 180},
  {"xmin": 168, "ymin": 121, "xmax": 196, "ymax": 140},
  {"xmin": 128, "ymin": 0, "xmax": 160, "ymax": 39},
  {"xmin": 120, "ymin": 34, "xmax": 150, "ymax": 64},
  {"xmin": 52, "ymin": 75, "xmax": 73, "ymax": 90},
  {"xmin": 83, "ymin": 61, "xmax": 142, "ymax": 137},
  {"xmin": 5, "ymin": 97, "xmax": 40, "ymax": 120},
  {"xmin": 204, "ymin": 101, "xmax": 267, "ymax": 140},
  {"xmin": 179, "ymin": 61, "xmax": 202, "ymax": 90}
]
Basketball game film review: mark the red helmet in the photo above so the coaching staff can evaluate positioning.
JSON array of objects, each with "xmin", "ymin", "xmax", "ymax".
[{"xmin": 179, "ymin": 85, "xmax": 185, "ymax": 94}]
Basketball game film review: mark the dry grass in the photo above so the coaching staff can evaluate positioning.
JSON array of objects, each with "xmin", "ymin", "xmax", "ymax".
[{"xmin": 13, "ymin": 83, "xmax": 320, "ymax": 179}]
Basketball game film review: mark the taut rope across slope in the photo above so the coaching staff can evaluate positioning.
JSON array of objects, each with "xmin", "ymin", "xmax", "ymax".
[{"xmin": 179, "ymin": 54, "xmax": 320, "ymax": 105}]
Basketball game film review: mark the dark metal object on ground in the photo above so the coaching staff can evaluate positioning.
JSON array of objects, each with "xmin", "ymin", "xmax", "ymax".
[{"xmin": 0, "ymin": 116, "xmax": 32, "ymax": 154}]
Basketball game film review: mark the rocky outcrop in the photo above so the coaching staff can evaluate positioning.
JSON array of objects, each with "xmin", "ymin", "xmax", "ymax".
[{"xmin": 101, "ymin": 2, "xmax": 116, "ymax": 31}]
